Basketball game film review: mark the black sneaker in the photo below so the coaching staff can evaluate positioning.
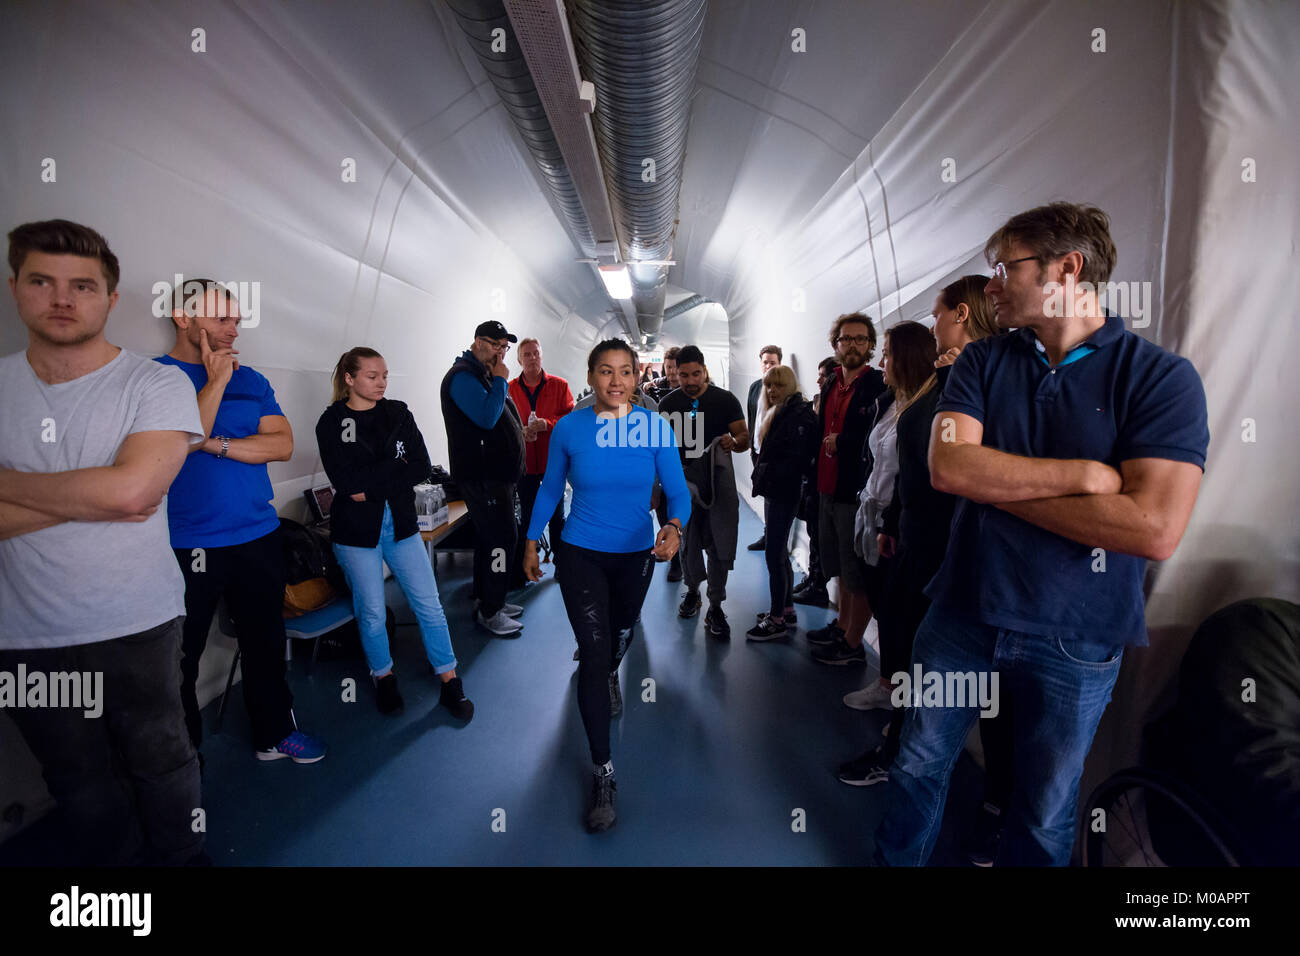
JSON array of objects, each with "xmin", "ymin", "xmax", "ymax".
[
  {"xmin": 666, "ymin": 554, "xmax": 683, "ymax": 582},
  {"xmin": 837, "ymin": 746, "xmax": 891, "ymax": 787},
  {"xmin": 966, "ymin": 802, "xmax": 1004, "ymax": 867},
  {"xmin": 811, "ymin": 635, "xmax": 866, "ymax": 665},
  {"xmin": 746, "ymin": 614, "xmax": 789, "ymax": 641},
  {"xmin": 375, "ymin": 673, "xmax": 404, "ymax": 715},
  {"xmin": 793, "ymin": 585, "xmax": 829, "ymax": 607},
  {"xmin": 705, "ymin": 604, "xmax": 730, "ymax": 639},
  {"xmin": 586, "ymin": 768, "xmax": 617, "ymax": 832},
  {"xmin": 609, "ymin": 672, "xmax": 623, "ymax": 717},
  {"xmin": 439, "ymin": 676, "xmax": 474, "ymax": 721},
  {"xmin": 678, "ymin": 589, "xmax": 702, "ymax": 618},
  {"xmin": 747, "ymin": 535, "xmax": 766, "ymax": 551},
  {"xmin": 806, "ymin": 619, "xmax": 844, "ymax": 646}
]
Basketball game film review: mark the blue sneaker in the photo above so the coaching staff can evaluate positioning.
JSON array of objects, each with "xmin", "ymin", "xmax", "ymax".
[{"xmin": 256, "ymin": 730, "xmax": 327, "ymax": 764}]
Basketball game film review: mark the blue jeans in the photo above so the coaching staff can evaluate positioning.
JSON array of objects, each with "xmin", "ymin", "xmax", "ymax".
[
  {"xmin": 874, "ymin": 602, "xmax": 1123, "ymax": 866},
  {"xmin": 332, "ymin": 504, "xmax": 458, "ymax": 677}
]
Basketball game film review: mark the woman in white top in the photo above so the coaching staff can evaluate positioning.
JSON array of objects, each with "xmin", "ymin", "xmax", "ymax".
[{"xmin": 849, "ymin": 321, "xmax": 939, "ymax": 709}]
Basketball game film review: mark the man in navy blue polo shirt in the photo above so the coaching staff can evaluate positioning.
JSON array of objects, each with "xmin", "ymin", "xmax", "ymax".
[
  {"xmin": 874, "ymin": 203, "xmax": 1208, "ymax": 866},
  {"xmin": 157, "ymin": 279, "xmax": 325, "ymax": 765}
]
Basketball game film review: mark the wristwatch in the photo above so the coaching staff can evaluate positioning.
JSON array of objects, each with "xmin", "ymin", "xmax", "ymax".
[{"xmin": 216, "ymin": 436, "xmax": 231, "ymax": 459}]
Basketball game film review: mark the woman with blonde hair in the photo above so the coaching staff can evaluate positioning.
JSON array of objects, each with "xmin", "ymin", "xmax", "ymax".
[
  {"xmin": 315, "ymin": 347, "xmax": 473, "ymax": 720},
  {"xmin": 746, "ymin": 366, "xmax": 820, "ymax": 640}
]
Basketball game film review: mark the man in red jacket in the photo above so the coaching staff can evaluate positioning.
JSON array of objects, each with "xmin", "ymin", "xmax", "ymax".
[{"xmin": 509, "ymin": 337, "xmax": 575, "ymax": 561}]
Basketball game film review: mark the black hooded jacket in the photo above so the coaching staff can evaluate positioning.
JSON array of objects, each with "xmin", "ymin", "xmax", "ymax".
[
  {"xmin": 315, "ymin": 398, "xmax": 432, "ymax": 547},
  {"xmin": 752, "ymin": 394, "xmax": 819, "ymax": 503},
  {"xmin": 817, "ymin": 365, "xmax": 888, "ymax": 503}
]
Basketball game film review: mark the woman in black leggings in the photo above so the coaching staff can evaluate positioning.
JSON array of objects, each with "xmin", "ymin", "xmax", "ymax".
[{"xmin": 522, "ymin": 339, "xmax": 691, "ymax": 832}]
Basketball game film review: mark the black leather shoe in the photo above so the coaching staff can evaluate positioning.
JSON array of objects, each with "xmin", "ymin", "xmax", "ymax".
[{"xmin": 747, "ymin": 535, "xmax": 766, "ymax": 551}]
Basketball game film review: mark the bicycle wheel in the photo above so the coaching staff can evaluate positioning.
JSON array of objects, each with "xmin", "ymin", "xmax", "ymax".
[{"xmin": 1081, "ymin": 766, "xmax": 1243, "ymax": 866}]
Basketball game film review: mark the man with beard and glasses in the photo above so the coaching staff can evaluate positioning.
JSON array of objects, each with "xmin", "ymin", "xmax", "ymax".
[{"xmin": 805, "ymin": 314, "xmax": 888, "ymax": 665}]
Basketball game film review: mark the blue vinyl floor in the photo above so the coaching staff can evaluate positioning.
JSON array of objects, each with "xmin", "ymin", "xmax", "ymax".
[{"xmin": 2, "ymin": 508, "xmax": 982, "ymax": 866}]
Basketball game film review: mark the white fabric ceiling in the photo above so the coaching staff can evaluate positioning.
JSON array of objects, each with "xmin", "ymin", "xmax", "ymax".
[{"xmin": 1, "ymin": 0, "xmax": 1297, "ymax": 796}]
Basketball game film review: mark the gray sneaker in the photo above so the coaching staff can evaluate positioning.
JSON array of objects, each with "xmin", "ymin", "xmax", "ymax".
[
  {"xmin": 586, "ymin": 768, "xmax": 617, "ymax": 832},
  {"xmin": 476, "ymin": 608, "xmax": 523, "ymax": 636}
]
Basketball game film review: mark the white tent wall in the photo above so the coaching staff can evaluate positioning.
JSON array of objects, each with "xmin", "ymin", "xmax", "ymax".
[
  {"xmin": 719, "ymin": 0, "xmax": 1300, "ymax": 815},
  {"xmin": 1095, "ymin": 0, "xmax": 1300, "ymax": 799},
  {"xmin": 1, "ymin": 0, "xmax": 1296, "ymax": 855},
  {"xmin": 0, "ymin": 0, "xmax": 606, "ymax": 841}
]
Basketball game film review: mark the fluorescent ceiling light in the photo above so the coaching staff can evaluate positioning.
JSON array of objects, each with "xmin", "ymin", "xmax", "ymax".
[{"xmin": 598, "ymin": 264, "xmax": 633, "ymax": 299}]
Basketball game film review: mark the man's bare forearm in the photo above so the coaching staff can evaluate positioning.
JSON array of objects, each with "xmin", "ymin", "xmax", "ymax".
[
  {"xmin": 199, "ymin": 433, "xmax": 292, "ymax": 464},
  {"xmin": 0, "ymin": 467, "xmax": 156, "ymax": 521},
  {"xmin": 0, "ymin": 500, "xmax": 67, "ymax": 541},
  {"xmin": 997, "ymin": 493, "xmax": 1169, "ymax": 561},
  {"xmin": 189, "ymin": 378, "xmax": 228, "ymax": 452},
  {"xmin": 931, "ymin": 441, "xmax": 1112, "ymax": 503}
]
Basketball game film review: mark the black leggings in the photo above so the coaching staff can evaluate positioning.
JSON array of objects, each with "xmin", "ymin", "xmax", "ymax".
[
  {"xmin": 556, "ymin": 541, "xmax": 656, "ymax": 765},
  {"xmin": 763, "ymin": 495, "xmax": 797, "ymax": 616}
]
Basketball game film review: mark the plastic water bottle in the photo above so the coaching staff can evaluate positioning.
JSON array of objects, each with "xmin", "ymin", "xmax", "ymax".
[{"xmin": 527, "ymin": 410, "xmax": 538, "ymax": 441}]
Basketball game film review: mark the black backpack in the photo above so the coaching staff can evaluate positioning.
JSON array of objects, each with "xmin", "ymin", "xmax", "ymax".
[{"xmin": 279, "ymin": 518, "xmax": 349, "ymax": 594}]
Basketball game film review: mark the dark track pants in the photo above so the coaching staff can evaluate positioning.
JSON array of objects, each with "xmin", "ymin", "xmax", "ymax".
[
  {"xmin": 459, "ymin": 478, "xmax": 519, "ymax": 616},
  {"xmin": 174, "ymin": 528, "xmax": 295, "ymax": 751}
]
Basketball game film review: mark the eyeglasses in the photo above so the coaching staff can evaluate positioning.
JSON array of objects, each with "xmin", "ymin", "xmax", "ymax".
[
  {"xmin": 834, "ymin": 335, "xmax": 873, "ymax": 347},
  {"xmin": 478, "ymin": 337, "xmax": 510, "ymax": 353},
  {"xmin": 992, "ymin": 256, "xmax": 1039, "ymax": 282}
]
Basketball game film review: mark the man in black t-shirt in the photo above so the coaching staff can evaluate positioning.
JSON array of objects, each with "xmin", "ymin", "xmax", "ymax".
[{"xmin": 658, "ymin": 346, "xmax": 749, "ymax": 639}]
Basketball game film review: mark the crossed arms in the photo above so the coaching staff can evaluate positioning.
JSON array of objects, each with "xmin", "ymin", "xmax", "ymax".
[
  {"xmin": 0, "ymin": 430, "xmax": 192, "ymax": 542},
  {"xmin": 191, "ymin": 414, "xmax": 293, "ymax": 464},
  {"xmin": 929, "ymin": 411, "xmax": 1202, "ymax": 562}
]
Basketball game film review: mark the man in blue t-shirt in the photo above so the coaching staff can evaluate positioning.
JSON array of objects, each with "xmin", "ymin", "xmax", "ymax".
[
  {"xmin": 875, "ymin": 203, "xmax": 1209, "ymax": 866},
  {"xmin": 157, "ymin": 279, "xmax": 325, "ymax": 765}
]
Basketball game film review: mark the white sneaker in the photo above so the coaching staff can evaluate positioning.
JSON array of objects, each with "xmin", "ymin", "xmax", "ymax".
[
  {"xmin": 476, "ymin": 609, "xmax": 523, "ymax": 636},
  {"xmin": 843, "ymin": 682, "xmax": 895, "ymax": 711},
  {"xmin": 474, "ymin": 598, "xmax": 524, "ymax": 618}
]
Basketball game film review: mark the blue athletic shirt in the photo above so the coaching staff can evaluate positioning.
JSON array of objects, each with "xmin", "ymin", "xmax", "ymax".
[
  {"xmin": 154, "ymin": 356, "xmax": 283, "ymax": 548},
  {"xmin": 925, "ymin": 312, "xmax": 1209, "ymax": 646},
  {"xmin": 526, "ymin": 405, "xmax": 692, "ymax": 553}
]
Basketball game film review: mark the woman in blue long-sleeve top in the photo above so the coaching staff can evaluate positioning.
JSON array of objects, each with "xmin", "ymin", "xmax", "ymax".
[{"xmin": 522, "ymin": 338, "xmax": 691, "ymax": 833}]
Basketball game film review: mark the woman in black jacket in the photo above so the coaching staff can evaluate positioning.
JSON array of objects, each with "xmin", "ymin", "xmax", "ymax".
[
  {"xmin": 746, "ymin": 366, "xmax": 820, "ymax": 641},
  {"xmin": 316, "ymin": 347, "xmax": 472, "ymax": 720}
]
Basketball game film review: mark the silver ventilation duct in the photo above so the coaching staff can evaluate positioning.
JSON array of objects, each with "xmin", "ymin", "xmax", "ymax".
[
  {"xmin": 663, "ymin": 292, "xmax": 712, "ymax": 321},
  {"xmin": 444, "ymin": 0, "xmax": 603, "ymax": 257},
  {"xmin": 568, "ymin": 0, "xmax": 708, "ymax": 347}
]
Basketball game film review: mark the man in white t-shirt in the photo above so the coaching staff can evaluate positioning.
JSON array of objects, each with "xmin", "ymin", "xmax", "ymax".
[{"xmin": 0, "ymin": 219, "xmax": 205, "ymax": 865}]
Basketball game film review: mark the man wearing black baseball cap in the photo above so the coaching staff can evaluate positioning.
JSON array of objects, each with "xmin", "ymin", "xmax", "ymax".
[{"xmin": 440, "ymin": 321, "xmax": 526, "ymax": 635}]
